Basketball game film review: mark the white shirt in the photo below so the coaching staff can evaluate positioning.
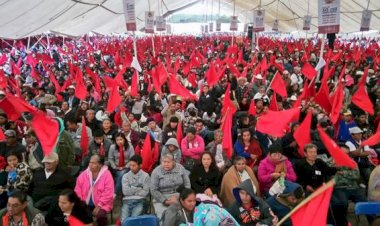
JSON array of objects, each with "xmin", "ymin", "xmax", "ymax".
[
  {"xmin": 345, "ymin": 140, "xmax": 371, "ymax": 152},
  {"xmin": 45, "ymin": 169, "xmax": 53, "ymax": 179}
]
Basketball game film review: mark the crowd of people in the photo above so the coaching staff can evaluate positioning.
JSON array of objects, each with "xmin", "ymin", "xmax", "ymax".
[{"xmin": 0, "ymin": 34, "xmax": 378, "ymax": 226}]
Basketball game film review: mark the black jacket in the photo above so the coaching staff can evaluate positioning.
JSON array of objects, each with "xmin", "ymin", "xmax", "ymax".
[{"xmin": 190, "ymin": 165, "xmax": 221, "ymax": 194}]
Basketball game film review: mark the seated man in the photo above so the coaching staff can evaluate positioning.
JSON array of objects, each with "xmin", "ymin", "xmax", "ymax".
[
  {"xmin": 0, "ymin": 190, "xmax": 45, "ymax": 225},
  {"xmin": 227, "ymin": 179, "xmax": 278, "ymax": 226},
  {"xmin": 294, "ymin": 144, "xmax": 337, "ymax": 195},
  {"xmin": 121, "ymin": 155, "xmax": 150, "ymax": 222},
  {"xmin": 266, "ymin": 181, "xmax": 304, "ymax": 226},
  {"xmin": 83, "ymin": 129, "xmax": 112, "ymax": 167},
  {"xmin": 28, "ymin": 152, "xmax": 74, "ymax": 212},
  {"xmin": 329, "ymin": 144, "xmax": 366, "ymax": 226}
]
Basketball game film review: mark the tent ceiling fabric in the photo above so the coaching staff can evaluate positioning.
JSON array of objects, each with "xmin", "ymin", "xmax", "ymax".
[{"xmin": 0, "ymin": 0, "xmax": 378, "ymax": 39}]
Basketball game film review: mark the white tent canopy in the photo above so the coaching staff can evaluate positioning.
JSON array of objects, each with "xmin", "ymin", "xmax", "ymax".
[{"xmin": 0, "ymin": 0, "xmax": 379, "ymax": 39}]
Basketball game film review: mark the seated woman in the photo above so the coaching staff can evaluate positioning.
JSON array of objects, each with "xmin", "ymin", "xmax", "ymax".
[
  {"xmin": 234, "ymin": 128, "xmax": 263, "ymax": 169},
  {"xmin": 108, "ymin": 132, "xmax": 135, "ymax": 194},
  {"xmin": 0, "ymin": 151, "xmax": 32, "ymax": 195},
  {"xmin": 220, "ymin": 156, "xmax": 260, "ymax": 207},
  {"xmin": 46, "ymin": 189, "xmax": 93, "ymax": 226},
  {"xmin": 75, "ymin": 154, "xmax": 114, "ymax": 226},
  {"xmin": 150, "ymin": 153, "xmax": 191, "ymax": 220},
  {"xmin": 258, "ymin": 142, "xmax": 297, "ymax": 196},
  {"xmin": 190, "ymin": 152, "xmax": 221, "ymax": 197},
  {"xmin": 162, "ymin": 188, "xmax": 196, "ymax": 226}
]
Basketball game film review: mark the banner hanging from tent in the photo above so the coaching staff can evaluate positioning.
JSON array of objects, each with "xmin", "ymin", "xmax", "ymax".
[
  {"xmin": 230, "ymin": 16, "xmax": 238, "ymax": 31},
  {"xmin": 166, "ymin": 24, "xmax": 172, "ymax": 34},
  {"xmin": 253, "ymin": 9, "xmax": 265, "ymax": 32},
  {"xmin": 272, "ymin": 19, "xmax": 279, "ymax": 31},
  {"xmin": 303, "ymin": 15, "xmax": 312, "ymax": 30},
  {"xmin": 145, "ymin": 11, "xmax": 154, "ymax": 33},
  {"xmin": 122, "ymin": 0, "xmax": 137, "ymax": 31},
  {"xmin": 318, "ymin": 0, "xmax": 340, "ymax": 33},
  {"xmin": 156, "ymin": 16, "xmax": 166, "ymax": 31},
  {"xmin": 209, "ymin": 22, "xmax": 213, "ymax": 32},
  {"xmin": 360, "ymin": 10, "xmax": 372, "ymax": 31},
  {"xmin": 216, "ymin": 19, "xmax": 221, "ymax": 31},
  {"xmin": 205, "ymin": 24, "xmax": 209, "ymax": 33}
]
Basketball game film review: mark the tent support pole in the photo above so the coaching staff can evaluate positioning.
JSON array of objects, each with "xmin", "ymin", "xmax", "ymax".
[
  {"xmin": 30, "ymin": 35, "xmax": 44, "ymax": 50},
  {"xmin": 151, "ymin": 34, "xmax": 155, "ymax": 57},
  {"xmin": 27, "ymin": 36, "xmax": 31, "ymax": 51},
  {"xmin": 1, "ymin": 39, "xmax": 13, "ymax": 49}
]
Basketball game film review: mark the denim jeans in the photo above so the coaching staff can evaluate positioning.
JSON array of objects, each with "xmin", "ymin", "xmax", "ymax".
[
  {"xmin": 115, "ymin": 168, "xmax": 129, "ymax": 195},
  {"xmin": 121, "ymin": 199, "xmax": 145, "ymax": 222}
]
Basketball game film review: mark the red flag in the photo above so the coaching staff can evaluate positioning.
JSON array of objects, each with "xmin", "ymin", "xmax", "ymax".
[
  {"xmin": 290, "ymin": 181, "xmax": 335, "ymax": 226},
  {"xmin": 293, "ymin": 111, "xmax": 312, "ymax": 157},
  {"xmin": 0, "ymin": 129, "xmax": 5, "ymax": 141},
  {"xmin": 74, "ymin": 70, "xmax": 87, "ymax": 100},
  {"xmin": 0, "ymin": 69, "xmax": 7, "ymax": 89},
  {"xmin": 362, "ymin": 125, "xmax": 380, "ymax": 146},
  {"xmin": 0, "ymin": 54, "xmax": 7, "ymax": 66},
  {"xmin": 205, "ymin": 62, "xmax": 218, "ymax": 87},
  {"xmin": 141, "ymin": 133, "xmax": 159, "ymax": 173},
  {"xmin": 221, "ymin": 84, "xmax": 237, "ymax": 116},
  {"xmin": 168, "ymin": 76, "xmax": 197, "ymax": 100},
  {"xmin": 317, "ymin": 126, "xmax": 357, "ymax": 169},
  {"xmin": 352, "ymin": 86, "xmax": 374, "ymax": 115},
  {"xmin": 256, "ymin": 108, "xmax": 300, "ymax": 137},
  {"xmin": 301, "ymin": 62, "xmax": 317, "ymax": 80},
  {"xmin": 221, "ymin": 109, "xmax": 233, "ymax": 159},
  {"xmin": 31, "ymin": 111, "xmax": 59, "ymax": 156},
  {"xmin": 269, "ymin": 93, "xmax": 278, "ymax": 111},
  {"xmin": 0, "ymin": 95, "xmax": 36, "ymax": 121},
  {"xmin": 67, "ymin": 215, "xmax": 86, "ymax": 226},
  {"xmin": 11, "ymin": 61, "xmax": 20, "ymax": 75},
  {"xmin": 130, "ymin": 69, "xmax": 139, "ymax": 97},
  {"xmin": 176, "ymin": 121, "xmax": 183, "ymax": 146},
  {"xmin": 80, "ymin": 116, "xmax": 89, "ymax": 158},
  {"xmin": 314, "ymin": 79, "xmax": 332, "ymax": 113},
  {"xmin": 330, "ymin": 84, "xmax": 344, "ymax": 125},
  {"xmin": 106, "ymin": 86, "xmax": 121, "ymax": 113},
  {"xmin": 248, "ymin": 100, "xmax": 257, "ymax": 116},
  {"xmin": 269, "ymin": 72, "xmax": 287, "ymax": 98},
  {"xmin": 260, "ymin": 57, "xmax": 269, "ymax": 74}
]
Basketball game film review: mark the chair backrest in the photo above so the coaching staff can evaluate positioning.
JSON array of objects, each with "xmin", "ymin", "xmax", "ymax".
[
  {"xmin": 355, "ymin": 202, "xmax": 380, "ymax": 215},
  {"xmin": 122, "ymin": 215, "xmax": 159, "ymax": 226}
]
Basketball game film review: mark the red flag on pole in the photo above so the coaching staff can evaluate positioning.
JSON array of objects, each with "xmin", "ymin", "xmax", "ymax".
[
  {"xmin": 130, "ymin": 69, "xmax": 139, "ymax": 97},
  {"xmin": 168, "ymin": 76, "xmax": 197, "ymax": 100},
  {"xmin": 293, "ymin": 111, "xmax": 312, "ymax": 157},
  {"xmin": 67, "ymin": 215, "xmax": 86, "ymax": 226},
  {"xmin": 80, "ymin": 116, "xmax": 89, "ymax": 158},
  {"xmin": 205, "ymin": 62, "xmax": 218, "ymax": 87},
  {"xmin": 351, "ymin": 86, "xmax": 374, "ymax": 115},
  {"xmin": 269, "ymin": 72, "xmax": 287, "ymax": 98},
  {"xmin": 221, "ymin": 83, "xmax": 237, "ymax": 116},
  {"xmin": 221, "ymin": 109, "xmax": 233, "ymax": 159},
  {"xmin": 106, "ymin": 86, "xmax": 121, "ymax": 113},
  {"xmin": 31, "ymin": 111, "xmax": 59, "ymax": 156},
  {"xmin": 256, "ymin": 108, "xmax": 300, "ymax": 137},
  {"xmin": 269, "ymin": 93, "xmax": 278, "ymax": 111},
  {"xmin": 362, "ymin": 125, "xmax": 380, "ymax": 146},
  {"xmin": 74, "ymin": 70, "xmax": 87, "ymax": 100},
  {"xmin": 301, "ymin": 62, "xmax": 317, "ymax": 80},
  {"xmin": 289, "ymin": 181, "xmax": 335, "ymax": 226},
  {"xmin": 176, "ymin": 121, "xmax": 183, "ymax": 146},
  {"xmin": 141, "ymin": 133, "xmax": 159, "ymax": 173},
  {"xmin": 330, "ymin": 84, "xmax": 344, "ymax": 125},
  {"xmin": 317, "ymin": 126, "xmax": 357, "ymax": 169},
  {"xmin": 248, "ymin": 100, "xmax": 257, "ymax": 116}
]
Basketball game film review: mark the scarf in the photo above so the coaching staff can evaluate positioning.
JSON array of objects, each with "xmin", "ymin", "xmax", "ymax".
[
  {"xmin": 99, "ymin": 143, "xmax": 104, "ymax": 156},
  {"xmin": 2, "ymin": 211, "xmax": 28, "ymax": 226},
  {"xmin": 118, "ymin": 145, "xmax": 125, "ymax": 168}
]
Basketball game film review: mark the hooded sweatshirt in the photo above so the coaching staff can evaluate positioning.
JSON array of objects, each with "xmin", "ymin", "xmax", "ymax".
[
  {"xmin": 161, "ymin": 138, "xmax": 182, "ymax": 163},
  {"xmin": 228, "ymin": 179, "xmax": 276, "ymax": 226}
]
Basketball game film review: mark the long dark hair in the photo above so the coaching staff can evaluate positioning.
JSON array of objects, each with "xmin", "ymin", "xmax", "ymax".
[
  {"xmin": 114, "ymin": 132, "xmax": 129, "ymax": 150},
  {"xmin": 59, "ymin": 189, "xmax": 88, "ymax": 213},
  {"xmin": 199, "ymin": 151, "xmax": 217, "ymax": 171}
]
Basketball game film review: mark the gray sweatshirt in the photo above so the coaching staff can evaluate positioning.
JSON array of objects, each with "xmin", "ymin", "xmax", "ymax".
[{"xmin": 122, "ymin": 169, "xmax": 150, "ymax": 200}]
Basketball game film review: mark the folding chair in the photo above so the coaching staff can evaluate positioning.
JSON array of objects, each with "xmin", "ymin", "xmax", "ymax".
[
  {"xmin": 354, "ymin": 202, "xmax": 380, "ymax": 225},
  {"xmin": 122, "ymin": 215, "xmax": 159, "ymax": 226}
]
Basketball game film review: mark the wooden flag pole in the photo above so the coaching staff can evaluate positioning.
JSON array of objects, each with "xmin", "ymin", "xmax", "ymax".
[{"xmin": 276, "ymin": 179, "xmax": 336, "ymax": 226}]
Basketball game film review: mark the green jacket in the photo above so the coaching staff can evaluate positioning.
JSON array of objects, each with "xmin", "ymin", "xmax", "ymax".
[
  {"xmin": 57, "ymin": 130, "xmax": 75, "ymax": 168},
  {"xmin": 0, "ymin": 205, "xmax": 42, "ymax": 226}
]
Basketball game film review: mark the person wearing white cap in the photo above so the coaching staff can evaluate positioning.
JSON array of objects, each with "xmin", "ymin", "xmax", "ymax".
[
  {"xmin": 250, "ymin": 74, "xmax": 265, "ymax": 96},
  {"xmin": 29, "ymin": 152, "xmax": 74, "ymax": 212},
  {"xmin": 290, "ymin": 66, "xmax": 303, "ymax": 87},
  {"xmin": 63, "ymin": 85, "xmax": 80, "ymax": 109},
  {"xmin": 345, "ymin": 126, "xmax": 375, "ymax": 184}
]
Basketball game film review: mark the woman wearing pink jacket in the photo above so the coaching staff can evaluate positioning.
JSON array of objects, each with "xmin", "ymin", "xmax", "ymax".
[
  {"xmin": 75, "ymin": 154, "xmax": 115, "ymax": 226},
  {"xmin": 181, "ymin": 127, "xmax": 205, "ymax": 171}
]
